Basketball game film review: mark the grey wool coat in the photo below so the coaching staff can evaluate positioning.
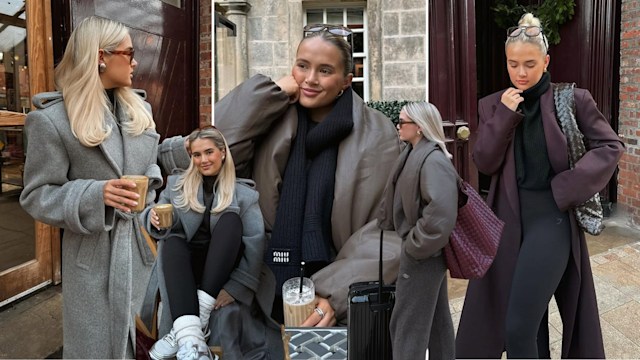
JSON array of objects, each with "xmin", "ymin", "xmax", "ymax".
[
  {"xmin": 141, "ymin": 175, "xmax": 283, "ymax": 359},
  {"xmin": 213, "ymin": 74, "xmax": 404, "ymax": 323},
  {"xmin": 378, "ymin": 139, "xmax": 459, "ymax": 359},
  {"xmin": 19, "ymin": 91, "xmax": 184, "ymax": 359}
]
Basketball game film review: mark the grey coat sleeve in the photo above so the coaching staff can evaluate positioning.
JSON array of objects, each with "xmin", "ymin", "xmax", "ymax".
[
  {"xmin": 406, "ymin": 152, "xmax": 459, "ymax": 260},
  {"xmin": 19, "ymin": 111, "xmax": 112, "ymax": 234},
  {"xmin": 223, "ymin": 186, "xmax": 266, "ymax": 305},
  {"xmin": 158, "ymin": 136, "xmax": 191, "ymax": 174}
]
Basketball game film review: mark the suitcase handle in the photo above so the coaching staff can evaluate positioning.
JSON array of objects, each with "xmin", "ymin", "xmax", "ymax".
[{"xmin": 378, "ymin": 230, "xmax": 384, "ymax": 303}]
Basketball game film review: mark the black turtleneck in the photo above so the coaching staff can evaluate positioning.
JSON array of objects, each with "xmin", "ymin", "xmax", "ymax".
[
  {"xmin": 514, "ymin": 72, "xmax": 554, "ymax": 190},
  {"xmin": 191, "ymin": 175, "xmax": 217, "ymax": 247}
]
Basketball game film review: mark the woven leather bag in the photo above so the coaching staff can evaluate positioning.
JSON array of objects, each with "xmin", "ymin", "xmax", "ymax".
[
  {"xmin": 553, "ymin": 83, "xmax": 605, "ymax": 236},
  {"xmin": 444, "ymin": 179, "xmax": 504, "ymax": 279}
]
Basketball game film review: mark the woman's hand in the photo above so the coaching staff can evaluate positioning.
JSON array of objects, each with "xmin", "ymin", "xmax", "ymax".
[
  {"xmin": 103, "ymin": 178, "xmax": 140, "ymax": 213},
  {"xmin": 275, "ymin": 75, "xmax": 300, "ymax": 104},
  {"xmin": 149, "ymin": 208, "xmax": 161, "ymax": 230},
  {"xmin": 501, "ymin": 87, "xmax": 524, "ymax": 112},
  {"xmin": 301, "ymin": 296, "xmax": 336, "ymax": 327},
  {"xmin": 214, "ymin": 289, "xmax": 235, "ymax": 310}
]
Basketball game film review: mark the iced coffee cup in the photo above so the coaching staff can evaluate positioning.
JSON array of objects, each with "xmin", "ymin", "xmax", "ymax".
[
  {"xmin": 121, "ymin": 175, "xmax": 148, "ymax": 213},
  {"xmin": 154, "ymin": 204, "xmax": 173, "ymax": 229},
  {"xmin": 282, "ymin": 277, "xmax": 316, "ymax": 327}
]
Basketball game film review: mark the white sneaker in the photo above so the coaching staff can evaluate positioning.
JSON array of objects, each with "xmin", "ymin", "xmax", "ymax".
[
  {"xmin": 149, "ymin": 329, "xmax": 178, "ymax": 360},
  {"xmin": 176, "ymin": 341, "xmax": 217, "ymax": 360}
]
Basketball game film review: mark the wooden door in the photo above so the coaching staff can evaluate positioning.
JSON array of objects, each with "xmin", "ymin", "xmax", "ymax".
[
  {"xmin": 475, "ymin": 0, "xmax": 621, "ymax": 207},
  {"xmin": 429, "ymin": 0, "xmax": 477, "ymax": 185},
  {"xmin": 54, "ymin": 0, "xmax": 199, "ymax": 138},
  {"xmin": 0, "ymin": 0, "xmax": 56, "ymax": 306}
]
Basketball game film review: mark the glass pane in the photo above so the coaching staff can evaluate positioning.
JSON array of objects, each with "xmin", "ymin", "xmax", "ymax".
[
  {"xmin": 353, "ymin": 32, "xmax": 364, "ymax": 54},
  {"xmin": 353, "ymin": 57, "xmax": 364, "ymax": 77},
  {"xmin": 306, "ymin": 9, "xmax": 323, "ymax": 25},
  {"xmin": 326, "ymin": 8, "xmax": 343, "ymax": 25},
  {"xmin": 0, "ymin": 0, "xmax": 34, "ymax": 273},
  {"xmin": 351, "ymin": 81, "xmax": 364, "ymax": 99},
  {"xmin": 347, "ymin": 9, "xmax": 363, "ymax": 29}
]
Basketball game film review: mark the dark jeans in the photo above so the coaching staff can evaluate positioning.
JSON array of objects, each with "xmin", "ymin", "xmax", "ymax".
[{"xmin": 162, "ymin": 212, "xmax": 244, "ymax": 320}]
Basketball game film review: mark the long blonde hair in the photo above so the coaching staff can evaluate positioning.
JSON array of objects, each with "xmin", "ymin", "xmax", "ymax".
[
  {"xmin": 55, "ymin": 16, "xmax": 154, "ymax": 147},
  {"xmin": 174, "ymin": 127, "xmax": 236, "ymax": 213},
  {"xmin": 402, "ymin": 102, "xmax": 453, "ymax": 159}
]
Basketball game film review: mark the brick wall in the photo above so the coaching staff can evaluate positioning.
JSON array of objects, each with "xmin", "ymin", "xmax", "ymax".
[
  {"xmin": 619, "ymin": 0, "xmax": 640, "ymax": 228},
  {"xmin": 200, "ymin": 0, "xmax": 212, "ymax": 127}
]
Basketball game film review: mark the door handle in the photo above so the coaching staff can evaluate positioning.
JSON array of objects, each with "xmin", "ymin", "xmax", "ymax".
[{"xmin": 457, "ymin": 126, "xmax": 470, "ymax": 140}]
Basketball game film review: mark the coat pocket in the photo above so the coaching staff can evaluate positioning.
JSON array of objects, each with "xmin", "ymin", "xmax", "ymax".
[{"xmin": 76, "ymin": 234, "xmax": 100, "ymax": 270}]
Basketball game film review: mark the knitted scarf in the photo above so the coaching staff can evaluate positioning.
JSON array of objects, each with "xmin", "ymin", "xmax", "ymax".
[{"xmin": 267, "ymin": 89, "xmax": 354, "ymax": 293}]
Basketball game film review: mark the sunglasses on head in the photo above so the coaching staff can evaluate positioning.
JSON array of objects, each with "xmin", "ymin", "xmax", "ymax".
[
  {"xmin": 303, "ymin": 24, "xmax": 352, "ymax": 37},
  {"xmin": 507, "ymin": 26, "xmax": 548, "ymax": 50}
]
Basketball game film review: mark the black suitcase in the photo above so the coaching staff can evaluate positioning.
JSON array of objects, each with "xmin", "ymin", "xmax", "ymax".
[{"xmin": 347, "ymin": 230, "xmax": 395, "ymax": 360}]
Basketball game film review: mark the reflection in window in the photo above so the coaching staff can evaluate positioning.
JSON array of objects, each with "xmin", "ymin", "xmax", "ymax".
[
  {"xmin": 0, "ymin": 1, "xmax": 29, "ymax": 113},
  {"xmin": 304, "ymin": 6, "xmax": 368, "ymax": 101}
]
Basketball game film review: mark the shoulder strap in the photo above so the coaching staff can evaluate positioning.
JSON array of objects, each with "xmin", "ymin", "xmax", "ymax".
[{"xmin": 552, "ymin": 82, "xmax": 587, "ymax": 167}]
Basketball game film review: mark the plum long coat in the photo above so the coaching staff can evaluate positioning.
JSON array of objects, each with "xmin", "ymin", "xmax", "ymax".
[{"xmin": 455, "ymin": 84, "xmax": 624, "ymax": 358}]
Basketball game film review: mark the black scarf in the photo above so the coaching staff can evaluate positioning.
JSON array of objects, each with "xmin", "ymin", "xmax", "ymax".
[
  {"xmin": 514, "ymin": 72, "xmax": 554, "ymax": 189},
  {"xmin": 267, "ymin": 89, "xmax": 354, "ymax": 293}
]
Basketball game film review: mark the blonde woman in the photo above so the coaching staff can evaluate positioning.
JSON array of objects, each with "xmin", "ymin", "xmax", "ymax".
[
  {"xmin": 456, "ymin": 13, "xmax": 623, "ymax": 358},
  {"xmin": 19, "ymin": 16, "xmax": 170, "ymax": 358},
  {"xmin": 378, "ymin": 102, "xmax": 458, "ymax": 359},
  {"xmin": 143, "ymin": 127, "xmax": 272, "ymax": 360}
]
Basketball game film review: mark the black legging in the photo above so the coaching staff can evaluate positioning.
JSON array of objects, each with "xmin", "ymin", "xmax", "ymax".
[
  {"xmin": 162, "ymin": 212, "xmax": 244, "ymax": 320},
  {"xmin": 505, "ymin": 188, "xmax": 571, "ymax": 358}
]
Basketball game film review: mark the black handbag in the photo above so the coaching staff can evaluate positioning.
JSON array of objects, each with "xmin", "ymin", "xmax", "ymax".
[
  {"xmin": 347, "ymin": 230, "xmax": 395, "ymax": 360},
  {"xmin": 553, "ymin": 83, "xmax": 605, "ymax": 235}
]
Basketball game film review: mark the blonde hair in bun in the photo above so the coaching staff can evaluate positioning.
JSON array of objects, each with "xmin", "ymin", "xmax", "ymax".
[{"xmin": 505, "ymin": 12, "xmax": 549, "ymax": 54}]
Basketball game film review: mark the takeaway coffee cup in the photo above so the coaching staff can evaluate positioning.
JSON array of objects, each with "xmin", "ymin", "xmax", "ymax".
[
  {"xmin": 121, "ymin": 175, "xmax": 148, "ymax": 213},
  {"xmin": 154, "ymin": 204, "xmax": 173, "ymax": 229},
  {"xmin": 282, "ymin": 277, "xmax": 316, "ymax": 327}
]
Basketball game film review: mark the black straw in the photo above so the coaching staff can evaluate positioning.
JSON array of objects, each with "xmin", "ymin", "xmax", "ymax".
[{"xmin": 299, "ymin": 261, "xmax": 305, "ymax": 294}]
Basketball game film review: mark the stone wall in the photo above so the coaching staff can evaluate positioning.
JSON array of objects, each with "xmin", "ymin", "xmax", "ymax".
[
  {"xmin": 380, "ymin": 0, "xmax": 426, "ymax": 101},
  {"xmin": 245, "ymin": 0, "xmax": 298, "ymax": 80},
  {"xmin": 200, "ymin": 0, "xmax": 212, "ymax": 126},
  {"xmin": 618, "ymin": 0, "xmax": 640, "ymax": 228},
  {"xmin": 214, "ymin": 0, "xmax": 430, "ymax": 102}
]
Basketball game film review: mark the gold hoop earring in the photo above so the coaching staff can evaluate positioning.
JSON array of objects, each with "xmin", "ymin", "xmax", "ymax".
[
  {"xmin": 98, "ymin": 63, "xmax": 107, "ymax": 73},
  {"xmin": 336, "ymin": 89, "xmax": 344, "ymax": 98}
]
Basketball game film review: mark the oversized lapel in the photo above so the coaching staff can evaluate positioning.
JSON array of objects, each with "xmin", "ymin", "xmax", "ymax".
[
  {"xmin": 540, "ymin": 85, "xmax": 570, "ymax": 175},
  {"xmin": 99, "ymin": 109, "xmax": 124, "ymax": 177},
  {"xmin": 117, "ymin": 104, "xmax": 160, "ymax": 175}
]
